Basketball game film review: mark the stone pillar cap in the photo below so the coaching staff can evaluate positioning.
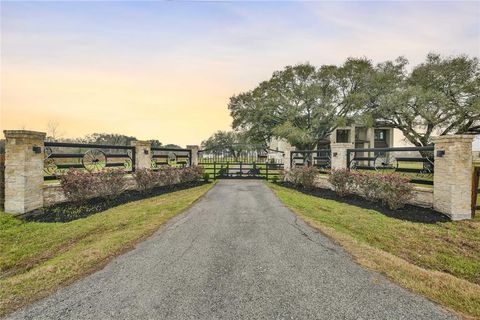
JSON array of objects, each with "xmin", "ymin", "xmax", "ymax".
[
  {"xmin": 432, "ymin": 134, "xmax": 475, "ymax": 143},
  {"xmin": 3, "ymin": 130, "xmax": 46, "ymax": 139},
  {"xmin": 130, "ymin": 140, "xmax": 151, "ymax": 146}
]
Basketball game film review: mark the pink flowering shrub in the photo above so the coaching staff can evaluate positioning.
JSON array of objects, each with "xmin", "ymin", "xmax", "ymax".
[
  {"xmin": 286, "ymin": 166, "xmax": 319, "ymax": 189},
  {"xmin": 58, "ymin": 169, "xmax": 127, "ymax": 202},
  {"xmin": 328, "ymin": 169, "xmax": 358, "ymax": 197},
  {"xmin": 329, "ymin": 169, "xmax": 413, "ymax": 210}
]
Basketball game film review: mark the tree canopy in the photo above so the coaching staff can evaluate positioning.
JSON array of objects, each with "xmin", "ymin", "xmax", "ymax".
[
  {"xmin": 201, "ymin": 130, "xmax": 261, "ymax": 160},
  {"xmin": 228, "ymin": 54, "xmax": 480, "ymax": 148},
  {"xmin": 374, "ymin": 54, "xmax": 480, "ymax": 146}
]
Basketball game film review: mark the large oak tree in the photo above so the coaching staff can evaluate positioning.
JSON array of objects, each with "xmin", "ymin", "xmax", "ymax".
[
  {"xmin": 374, "ymin": 54, "xmax": 480, "ymax": 146},
  {"xmin": 228, "ymin": 59, "xmax": 375, "ymax": 149}
]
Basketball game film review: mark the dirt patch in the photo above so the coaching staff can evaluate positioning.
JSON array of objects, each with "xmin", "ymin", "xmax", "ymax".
[
  {"xmin": 277, "ymin": 182, "xmax": 449, "ymax": 224},
  {"xmin": 22, "ymin": 181, "xmax": 210, "ymax": 223}
]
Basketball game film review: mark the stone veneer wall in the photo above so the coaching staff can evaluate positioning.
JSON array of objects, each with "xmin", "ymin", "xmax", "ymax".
[{"xmin": 44, "ymin": 176, "xmax": 138, "ymax": 207}]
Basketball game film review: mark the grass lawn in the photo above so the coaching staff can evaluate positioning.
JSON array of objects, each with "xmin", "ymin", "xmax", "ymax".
[
  {"xmin": 268, "ymin": 182, "xmax": 480, "ymax": 319},
  {"xmin": 0, "ymin": 183, "xmax": 213, "ymax": 317}
]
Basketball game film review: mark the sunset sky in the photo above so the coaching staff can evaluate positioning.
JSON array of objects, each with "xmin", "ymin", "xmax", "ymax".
[{"xmin": 1, "ymin": 1, "xmax": 479, "ymax": 146}]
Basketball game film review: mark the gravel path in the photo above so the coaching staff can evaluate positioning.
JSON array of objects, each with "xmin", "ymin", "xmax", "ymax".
[{"xmin": 7, "ymin": 180, "xmax": 457, "ymax": 320}]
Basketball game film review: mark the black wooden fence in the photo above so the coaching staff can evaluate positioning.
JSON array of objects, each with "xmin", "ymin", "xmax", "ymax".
[
  {"xmin": 151, "ymin": 147, "xmax": 191, "ymax": 169},
  {"xmin": 43, "ymin": 142, "xmax": 136, "ymax": 180},
  {"xmin": 290, "ymin": 149, "xmax": 330, "ymax": 173},
  {"xmin": 347, "ymin": 145, "xmax": 435, "ymax": 186}
]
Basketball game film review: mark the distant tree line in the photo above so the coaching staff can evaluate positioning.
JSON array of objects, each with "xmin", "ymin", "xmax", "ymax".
[
  {"xmin": 227, "ymin": 53, "xmax": 480, "ymax": 149},
  {"xmin": 46, "ymin": 131, "xmax": 181, "ymax": 149}
]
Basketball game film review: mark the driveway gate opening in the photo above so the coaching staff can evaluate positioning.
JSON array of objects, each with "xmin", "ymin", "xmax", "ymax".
[{"xmin": 198, "ymin": 144, "xmax": 283, "ymax": 180}]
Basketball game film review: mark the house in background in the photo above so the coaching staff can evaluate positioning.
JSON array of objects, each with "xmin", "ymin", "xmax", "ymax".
[
  {"xmin": 269, "ymin": 124, "xmax": 412, "ymax": 153},
  {"xmin": 268, "ymin": 124, "xmax": 479, "ymax": 162}
]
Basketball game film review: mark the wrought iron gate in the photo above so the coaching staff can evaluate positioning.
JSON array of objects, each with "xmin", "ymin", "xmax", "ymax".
[{"xmin": 198, "ymin": 144, "xmax": 283, "ymax": 180}]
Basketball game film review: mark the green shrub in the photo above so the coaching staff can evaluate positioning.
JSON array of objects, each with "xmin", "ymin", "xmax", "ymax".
[
  {"xmin": 57, "ymin": 170, "xmax": 98, "ymax": 203},
  {"xmin": 179, "ymin": 165, "xmax": 204, "ymax": 183},
  {"xmin": 133, "ymin": 168, "xmax": 158, "ymax": 193},
  {"xmin": 329, "ymin": 170, "xmax": 414, "ymax": 210},
  {"xmin": 271, "ymin": 175, "xmax": 279, "ymax": 183},
  {"xmin": 157, "ymin": 166, "xmax": 180, "ymax": 186},
  {"xmin": 203, "ymin": 172, "xmax": 210, "ymax": 182},
  {"xmin": 355, "ymin": 172, "xmax": 384, "ymax": 202},
  {"xmin": 328, "ymin": 169, "xmax": 356, "ymax": 197},
  {"xmin": 287, "ymin": 166, "xmax": 319, "ymax": 189},
  {"xmin": 96, "ymin": 169, "xmax": 127, "ymax": 200},
  {"xmin": 58, "ymin": 169, "xmax": 127, "ymax": 203},
  {"xmin": 377, "ymin": 173, "xmax": 414, "ymax": 210}
]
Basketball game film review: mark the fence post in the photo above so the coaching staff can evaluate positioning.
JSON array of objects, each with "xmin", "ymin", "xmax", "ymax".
[
  {"xmin": 331, "ymin": 142, "xmax": 354, "ymax": 170},
  {"xmin": 3, "ymin": 130, "xmax": 46, "ymax": 214},
  {"xmin": 432, "ymin": 135, "xmax": 475, "ymax": 220},
  {"xmin": 187, "ymin": 145, "xmax": 199, "ymax": 166},
  {"xmin": 213, "ymin": 161, "xmax": 216, "ymax": 180},
  {"xmin": 130, "ymin": 140, "xmax": 151, "ymax": 170}
]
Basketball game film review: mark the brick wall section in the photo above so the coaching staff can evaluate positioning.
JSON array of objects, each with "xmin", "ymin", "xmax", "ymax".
[{"xmin": 0, "ymin": 154, "xmax": 4, "ymax": 210}]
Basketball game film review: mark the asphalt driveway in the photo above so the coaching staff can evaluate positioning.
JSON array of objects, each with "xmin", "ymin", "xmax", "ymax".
[{"xmin": 7, "ymin": 180, "xmax": 456, "ymax": 320}]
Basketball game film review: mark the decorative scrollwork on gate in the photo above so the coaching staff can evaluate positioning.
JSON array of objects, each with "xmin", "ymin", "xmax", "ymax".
[{"xmin": 43, "ymin": 146, "xmax": 58, "ymax": 176}]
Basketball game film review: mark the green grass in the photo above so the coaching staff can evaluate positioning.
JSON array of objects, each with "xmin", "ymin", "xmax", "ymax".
[
  {"xmin": 0, "ymin": 183, "xmax": 214, "ymax": 317},
  {"xmin": 268, "ymin": 182, "xmax": 480, "ymax": 318}
]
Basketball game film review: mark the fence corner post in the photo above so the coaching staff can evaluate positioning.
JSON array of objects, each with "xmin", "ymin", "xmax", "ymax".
[
  {"xmin": 186, "ymin": 145, "xmax": 199, "ymax": 166},
  {"xmin": 131, "ymin": 140, "xmax": 151, "ymax": 170},
  {"xmin": 432, "ymin": 135, "xmax": 475, "ymax": 220},
  {"xmin": 330, "ymin": 142, "xmax": 354, "ymax": 170},
  {"xmin": 3, "ymin": 130, "xmax": 46, "ymax": 214}
]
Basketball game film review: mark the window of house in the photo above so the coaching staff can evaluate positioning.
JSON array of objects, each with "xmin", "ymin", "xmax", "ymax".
[
  {"xmin": 336, "ymin": 129, "xmax": 350, "ymax": 143},
  {"xmin": 374, "ymin": 129, "xmax": 387, "ymax": 141},
  {"xmin": 355, "ymin": 128, "xmax": 367, "ymax": 141}
]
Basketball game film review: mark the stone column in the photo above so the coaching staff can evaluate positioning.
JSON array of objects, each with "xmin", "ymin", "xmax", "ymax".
[
  {"xmin": 331, "ymin": 142, "xmax": 354, "ymax": 170},
  {"xmin": 3, "ymin": 130, "xmax": 46, "ymax": 214},
  {"xmin": 432, "ymin": 135, "xmax": 475, "ymax": 220},
  {"xmin": 282, "ymin": 143, "xmax": 294, "ymax": 171},
  {"xmin": 367, "ymin": 127, "xmax": 375, "ymax": 148},
  {"xmin": 131, "ymin": 140, "xmax": 151, "ymax": 170},
  {"xmin": 187, "ymin": 145, "xmax": 199, "ymax": 166}
]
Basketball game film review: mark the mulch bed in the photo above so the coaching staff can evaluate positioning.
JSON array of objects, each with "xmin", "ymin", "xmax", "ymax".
[
  {"xmin": 22, "ymin": 181, "xmax": 210, "ymax": 223},
  {"xmin": 277, "ymin": 182, "xmax": 450, "ymax": 224}
]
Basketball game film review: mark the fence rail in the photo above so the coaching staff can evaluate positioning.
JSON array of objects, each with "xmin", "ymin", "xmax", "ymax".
[
  {"xmin": 151, "ymin": 147, "xmax": 191, "ymax": 169},
  {"xmin": 44, "ymin": 141, "xmax": 136, "ymax": 180},
  {"xmin": 290, "ymin": 149, "xmax": 331, "ymax": 173},
  {"xmin": 347, "ymin": 145, "xmax": 435, "ymax": 185}
]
